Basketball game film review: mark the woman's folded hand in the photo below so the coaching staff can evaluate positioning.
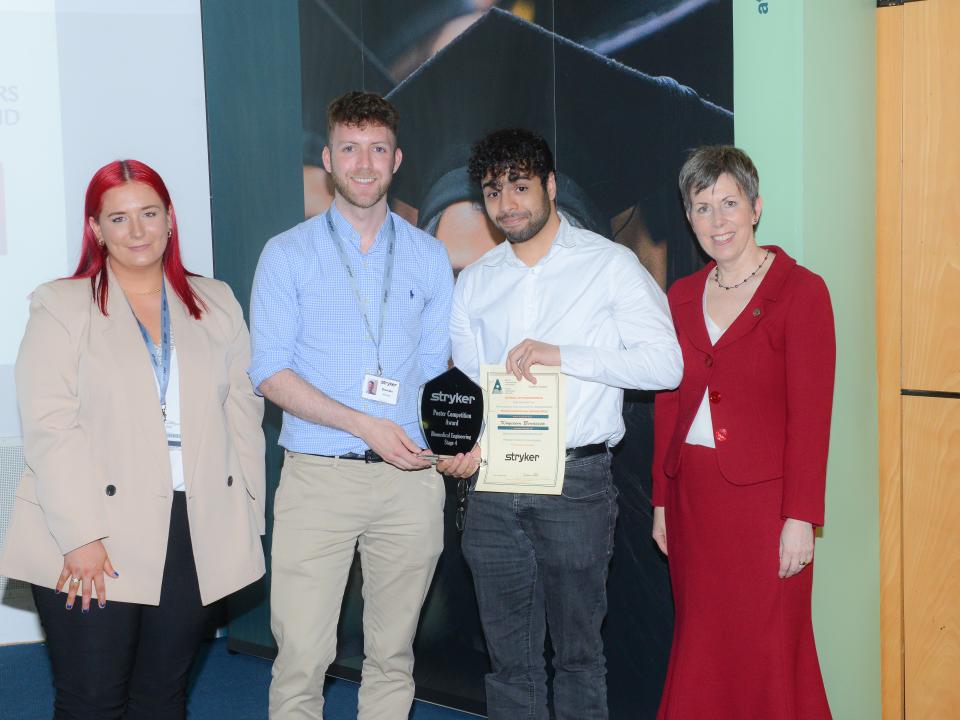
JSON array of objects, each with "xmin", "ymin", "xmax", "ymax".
[
  {"xmin": 58, "ymin": 539, "xmax": 119, "ymax": 612},
  {"xmin": 778, "ymin": 518, "xmax": 814, "ymax": 578}
]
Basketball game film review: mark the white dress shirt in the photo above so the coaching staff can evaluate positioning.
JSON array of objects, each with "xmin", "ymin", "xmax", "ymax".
[
  {"xmin": 150, "ymin": 335, "xmax": 185, "ymax": 491},
  {"xmin": 450, "ymin": 215, "xmax": 683, "ymax": 448}
]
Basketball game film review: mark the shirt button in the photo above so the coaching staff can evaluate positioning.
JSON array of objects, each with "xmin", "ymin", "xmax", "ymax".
[
  {"xmin": 704, "ymin": 355, "xmax": 713, "ymax": 368},
  {"xmin": 227, "ymin": 475, "xmax": 234, "ymax": 487},
  {"xmin": 753, "ymin": 307, "xmax": 761, "ymax": 318},
  {"xmin": 709, "ymin": 391, "xmax": 721, "ymax": 403},
  {"xmin": 714, "ymin": 428, "xmax": 728, "ymax": 443},
  {"xmin": 105, "ymin": 484, "xmax": 116, "ymax": 496}
]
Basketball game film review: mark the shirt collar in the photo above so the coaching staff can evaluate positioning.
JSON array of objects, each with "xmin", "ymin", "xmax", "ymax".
[
  {"xmin": 554, "ymin": 213, "xmax": 579, "ymax": 248},
  {"xmin": 328, "ymin": 200, "xmax": 392, "ymax": 254},
  {"xmin": 481, "ymin": 212, "xmax": 576, "ymax": 268}
]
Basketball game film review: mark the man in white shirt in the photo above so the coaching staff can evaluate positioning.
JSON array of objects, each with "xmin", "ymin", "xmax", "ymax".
[{"xmin": 438, "ymin": 128, "xmax": 683, "ymax": 720}]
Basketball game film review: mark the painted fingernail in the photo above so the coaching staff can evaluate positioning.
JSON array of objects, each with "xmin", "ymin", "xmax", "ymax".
[
  {"xmin": 98, "ymin": 601, "xmax": 105, "ymax": 609},
  {"xmin": 82, "ymin": 608, "xmax": 89, "ymax": 614},
  {"xmin": 112, "ymin": 571, "xmax": 119, "ymax": 577},
  {"xmin": 54, "ymin": 589, "xmax": 60, "ymax": 595},
  {"xmin": 66, "ymin": 603, "xmax": 73, "ymax": 610}
]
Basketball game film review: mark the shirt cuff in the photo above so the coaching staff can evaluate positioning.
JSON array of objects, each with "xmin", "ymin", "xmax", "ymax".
[
  {"xmin": 652, "ymin": 476, "xmax": 667, "ymax": 507},
  {"xmin": 780, "ymin": 500, "xmax": 825, "ymax": 528},
  {"xmin": 247, "ymin": 360, "xmax": 291, "ymax": 397},
  {"xmin": 558, "ymin": 345, "xmax": 593, "ymax": 378},
  {"xmin": 55, "ymin": 525, "xmax": 110, "ymax": 557}
]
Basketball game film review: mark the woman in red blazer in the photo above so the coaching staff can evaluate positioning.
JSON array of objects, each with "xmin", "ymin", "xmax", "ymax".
[{"xmin": 652, "ymin": 146, "xmax": 834, "ymax": 719}]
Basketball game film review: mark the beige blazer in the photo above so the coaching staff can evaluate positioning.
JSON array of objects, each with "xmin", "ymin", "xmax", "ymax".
[{"xmin": 0, "ymin": 271, "xmax": 266, "ymax": 605}]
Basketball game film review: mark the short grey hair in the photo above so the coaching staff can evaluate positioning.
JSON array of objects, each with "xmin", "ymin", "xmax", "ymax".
[{"xmin": 678, "ymin": 145, "xmax": 759, "ymax": 212}]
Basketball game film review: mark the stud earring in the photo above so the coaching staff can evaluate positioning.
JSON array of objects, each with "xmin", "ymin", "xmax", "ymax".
[{"xmin": 167, "ymin": 229, "xmax": 172, "ymax": 238}]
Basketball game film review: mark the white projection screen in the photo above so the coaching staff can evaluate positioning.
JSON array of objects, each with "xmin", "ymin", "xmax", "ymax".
[{"xmin": 0, "ymin": 0, "xmax": 212, "ymax": 643}]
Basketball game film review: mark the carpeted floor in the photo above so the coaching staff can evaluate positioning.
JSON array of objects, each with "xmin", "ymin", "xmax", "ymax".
[{"xmin": 0, "ymin": 638, "xmax": 481, "ymax": 719}]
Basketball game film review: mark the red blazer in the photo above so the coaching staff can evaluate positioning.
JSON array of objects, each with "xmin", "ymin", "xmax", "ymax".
[{"xmin": 652, "ymin": 247, "xmax": 835, "ymax": 526}]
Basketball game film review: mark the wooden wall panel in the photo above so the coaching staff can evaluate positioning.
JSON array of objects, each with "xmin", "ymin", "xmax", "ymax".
[
  {"xmin": 902, "ymin": 396, "xmax": 960, "ymax": 719},
  {"xmin": 876, "ymin": 7, "xmax": 904, "ymax": 718},
  {"xmin": 879, "ymin": 2, "xmax": 960, "ymax": 717},
  {"xmin": 901, "ymin": 1, "xmax": 960, "ymax": 392}
]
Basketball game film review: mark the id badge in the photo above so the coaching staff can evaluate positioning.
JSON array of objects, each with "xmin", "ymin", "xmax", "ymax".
[
  {"xmin": 362, "ymin": 374, "xmax": 400, "ymax": 405},
  {"xmin": 165, "ymin": 418, "xmax": 182, "ymax": 448}
]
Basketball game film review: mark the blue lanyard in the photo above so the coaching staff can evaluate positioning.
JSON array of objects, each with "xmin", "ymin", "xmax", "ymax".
[
  {"xmin": 133, "ymin": 283, "xmax": 171, "ymax": 420},
  {"xmin": 327, "ymin": 209, "xmax": 396, "ymax": 376}
]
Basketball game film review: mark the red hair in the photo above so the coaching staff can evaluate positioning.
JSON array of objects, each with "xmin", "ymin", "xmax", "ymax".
[{"xmin": 71, "ymin": 159, "xmax": 206, "ymax": 319}]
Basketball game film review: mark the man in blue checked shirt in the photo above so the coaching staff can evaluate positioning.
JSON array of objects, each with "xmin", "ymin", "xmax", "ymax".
[{"xmin": 248, "ymin": 91, "xmax": 454, "ymax": 720}]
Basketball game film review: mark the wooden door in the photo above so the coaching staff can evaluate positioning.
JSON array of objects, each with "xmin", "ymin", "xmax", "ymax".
[
  {"xmin": 902, "ymin": 397, "xmax": 960, "ymax": 718},
  {"xmin": 877, "ymin": 1, "xmax": 960, "ymax": 717}
]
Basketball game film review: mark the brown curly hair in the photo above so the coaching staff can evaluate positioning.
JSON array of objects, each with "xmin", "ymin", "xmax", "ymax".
[
  {"xmin": 327, "ymin": 91, "xmax": 400, "ymax": 140},
  {"xmin": 467, "ymin": 128, "xmax": 554, "ymax": 189}
]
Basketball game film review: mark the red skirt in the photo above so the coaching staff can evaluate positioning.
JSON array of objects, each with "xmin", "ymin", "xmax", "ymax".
[{"xmin": 657, "ymin": 444, "xmax": 831, "ymax": 719}]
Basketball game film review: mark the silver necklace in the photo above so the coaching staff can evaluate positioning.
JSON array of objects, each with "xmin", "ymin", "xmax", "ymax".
[{"xmin": 715, "ymin": 249, "xmax": 770, "ymax": 291}]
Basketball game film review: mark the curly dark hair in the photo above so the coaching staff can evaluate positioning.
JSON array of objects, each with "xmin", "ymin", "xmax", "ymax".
[
  {"xmin": 327, "ymin": 90, "xmax": 399, "ymax": 139},
  {"xmin": 467, "ymin": 128, "xmax": 555, "ymax": 188}
]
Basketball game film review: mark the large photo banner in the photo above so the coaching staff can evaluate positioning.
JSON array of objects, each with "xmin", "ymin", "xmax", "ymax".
[{"xmin": 297, "ymin": 1, "xmax": 732, "ymax": 716}]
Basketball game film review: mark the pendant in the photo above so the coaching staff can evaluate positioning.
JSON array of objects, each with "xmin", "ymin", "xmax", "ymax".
[{"xmin": 161, "ymin": 404, "xmax": 167, "ymax": 421}]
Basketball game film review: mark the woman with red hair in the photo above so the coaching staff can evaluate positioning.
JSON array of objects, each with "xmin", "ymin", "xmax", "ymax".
[{"xmin": 0, "ymin": 160, "xmax": 266, "ymax": 719}]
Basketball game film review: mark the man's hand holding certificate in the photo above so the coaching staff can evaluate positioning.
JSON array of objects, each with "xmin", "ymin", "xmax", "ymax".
[{"xmin": 475, "ymin": 364, "xmax": 566, "ymax": 494}]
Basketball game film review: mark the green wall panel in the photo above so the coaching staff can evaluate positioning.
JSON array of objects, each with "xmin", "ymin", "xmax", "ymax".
[{"xmin": 735, "ymin": 1, "xmax": 881, "ymax": 717}]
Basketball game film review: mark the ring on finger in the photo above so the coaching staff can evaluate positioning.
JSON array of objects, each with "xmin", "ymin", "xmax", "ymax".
[
  {"xmin": 798, "ymin": 560, "xmax": 808, "ymax": 566},
  {"xmin": 70, "ymin": 577, "xmax": 81, "ymax": 584}
]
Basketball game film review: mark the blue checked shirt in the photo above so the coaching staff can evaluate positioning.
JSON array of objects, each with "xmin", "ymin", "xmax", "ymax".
[{"xmin": 248, "ymin": 202, "xmax": 454, "ymax": 455}]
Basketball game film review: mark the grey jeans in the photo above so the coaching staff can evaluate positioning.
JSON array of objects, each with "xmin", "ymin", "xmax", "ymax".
[{"xmin": 462, "ymin": 451, "xmax": 618, "ymax": 720}]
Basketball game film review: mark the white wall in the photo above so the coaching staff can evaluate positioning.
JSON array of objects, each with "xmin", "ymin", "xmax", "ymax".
[{"xmin": 0, "ymin": 0, "xmax": 212, "ymax": 644}]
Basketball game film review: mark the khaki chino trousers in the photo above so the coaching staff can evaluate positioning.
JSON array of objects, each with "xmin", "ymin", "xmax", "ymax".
[{"xmin": 268, "ymin": 451, "xmax": 445, "ymax": 720}]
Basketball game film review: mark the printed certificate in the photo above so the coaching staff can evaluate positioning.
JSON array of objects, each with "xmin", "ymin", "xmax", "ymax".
[{"xmin": 475, "ymin": 365, "xmax": 566, "ymax": 494}]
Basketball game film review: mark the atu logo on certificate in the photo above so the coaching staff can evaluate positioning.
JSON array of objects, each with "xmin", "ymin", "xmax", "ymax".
[{"xmin": 476, "ymin": 365, "xmax": 566, "ymax": 495}]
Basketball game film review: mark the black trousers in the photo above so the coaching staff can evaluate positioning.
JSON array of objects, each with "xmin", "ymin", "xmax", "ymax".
[{"xmin": 33, "ymin": 492, "xmax": 218, "ymax": 720}]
